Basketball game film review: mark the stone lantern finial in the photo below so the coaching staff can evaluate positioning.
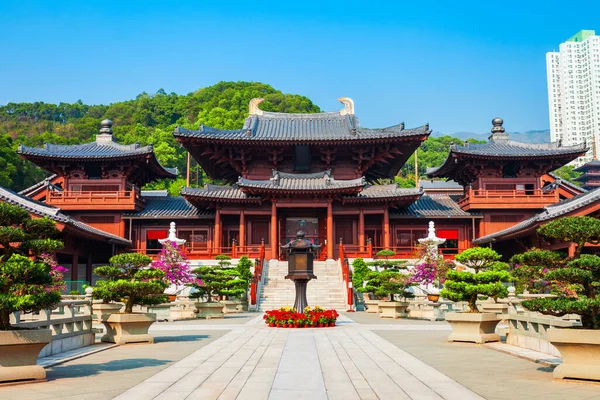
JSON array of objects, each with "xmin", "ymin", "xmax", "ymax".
[{"xmin": 159, "ymin": 222, "xmax": 186, "ymax": 246}]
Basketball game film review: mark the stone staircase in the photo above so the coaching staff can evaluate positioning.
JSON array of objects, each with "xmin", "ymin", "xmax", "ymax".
[{"xmin": 258, "ymin": 260, "xmax": 347, "ymax": 311}]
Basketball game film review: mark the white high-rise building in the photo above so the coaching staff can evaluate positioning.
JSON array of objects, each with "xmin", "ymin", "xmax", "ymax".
[{"xmin": 547, "ymin": 30, "xmax": 600, "ymax": 166}]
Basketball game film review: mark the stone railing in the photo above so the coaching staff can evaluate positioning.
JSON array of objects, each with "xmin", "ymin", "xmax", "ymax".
[
  {"xmin": 10, "ymin": 299, "xmax": 95, "ymax": 357},
  {"xmin": 500, "ymin": 295, "xmax": 581, "ymax": 356}
]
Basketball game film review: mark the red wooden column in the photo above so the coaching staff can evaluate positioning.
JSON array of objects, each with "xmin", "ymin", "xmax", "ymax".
[
  {"xmin": 214, "ymin": 207, "xmax": 222, "ymax": 253},
  {"xmin": 270, "ymin": 200, "xmax": 278, "ymax": 259},
  {"xmin": 358, "ymin": 209, "xmax": 365, "ymax": 252},
  {"xmin": 383, "ymin": 206, "xmax": 390, "ymax": 249},
  {"xmin": 239, "ymin": 210, "xmax": 245, "ymax": 248},
  {"xmin": 327, "ymin": 200, "xmax": 333, "ymax": 259}
]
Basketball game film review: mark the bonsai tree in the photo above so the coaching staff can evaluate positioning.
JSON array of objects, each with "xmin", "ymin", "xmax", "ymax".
[
  {"xmin": 236, "ymin": 256, "xmax": 254, "ymax": 298},
  {"xmin": 0, "ymin": 203, "xmax": 66, "ymax": 330},
  {"xmin": 190, "ymin": 254, "xmax": 237, "ymax": 302},
  {"xmin": 521, "ymin": 217, "xmax": 600, "ymax": 329},
  {"xmin": 93, "ymin": 253, "xmax": 168, "ymax": 314},
  {"xmin": 510, "ymin": 249, "xmax": 564, "ymax": 294},
  {"xmin": 441, "ymin": 247, "xmax": 511, "ymax": 312},
  {"xmin": 359, "ymin": 270, "xmax": 415, "ymax": 301},
  {"xmin": 374, "ymin": 249, "xmax": 397, "ymax": 270},
  {"xmin": 351, "ymin": 258, "xmax": 371, "ymax": 290}
]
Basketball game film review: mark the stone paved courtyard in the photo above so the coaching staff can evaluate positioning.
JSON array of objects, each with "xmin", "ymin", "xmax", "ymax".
[{"xmin": 1, "ymin": 312, "xmax": 600, "ymax": 400}]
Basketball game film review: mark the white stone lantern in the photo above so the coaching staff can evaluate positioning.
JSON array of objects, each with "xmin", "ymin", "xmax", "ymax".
[{"xmin": 159, "ymin": 222, "xmax": 186, "ymax": 246}]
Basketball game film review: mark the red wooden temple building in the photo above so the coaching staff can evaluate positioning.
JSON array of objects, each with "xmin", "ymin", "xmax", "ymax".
[{"xmin": 2, "ymin": 98, "xmax": 594, "ymax": 286}]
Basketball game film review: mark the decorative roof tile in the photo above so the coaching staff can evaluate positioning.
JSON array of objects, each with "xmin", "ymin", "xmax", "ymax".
[
  {"xmin": 174, "ymin": 98, "xmax": 429, "ymax": 143},
  {"xmin": 347, "ymin": 184, "xmax": 422, "ymax": 200},
  {"xmin": 389, "ymin": 194, "xmax": 479, "ymax": 218},
  {"xmin": 0, "ymin": 186, "xmax": 130, "ymax": 246},
  {"xmin": 427, "ymin": 119, "xmax": 587, "ymax": 179},
  {"xmin": 238, "ymin": 170, "xmax": 365, "ymax": 192},
  {"xmin": 17, "ymin": 120, "xmax": 177, "ymax": 181},
  {"xmin": 181, "ymin": 185, "xmax": 260, "ymax": 202},
  {"xmin": 19, "ymin": 174, "xmax": 58, "ymax": 196}
]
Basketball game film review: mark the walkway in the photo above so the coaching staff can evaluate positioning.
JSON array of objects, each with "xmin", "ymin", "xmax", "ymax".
[{"xmin": 1, "ymin": 312, "xmax": 600, "ymax": 399}]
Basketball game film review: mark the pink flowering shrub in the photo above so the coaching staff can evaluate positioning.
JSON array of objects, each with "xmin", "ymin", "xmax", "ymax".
[{"xmin": 151, "ymin": 241, "xmax": 199, "ymax": 285}]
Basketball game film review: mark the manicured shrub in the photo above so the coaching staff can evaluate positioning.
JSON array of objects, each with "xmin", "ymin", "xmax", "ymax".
[
  {"xmin": 521, "ymin": 217, "xmax": 600, "ymax": 329},
  {"xmin": 359, "ymin": 270, "xmax": 415, "ymax": 301},
  {"xmin": 441, "ymin": 247, "xmax": 511, "ymax": 312},
  {"xmin": 93, "ymin": 253, "xmax": 168, "ymax": 314},
  {"xmin": 0, "ymin": 203, "xmax": 66, "ymax": 330},
  {"xmin": 351, "ymin": 258, "xmax": 370, "ymax": 290}
]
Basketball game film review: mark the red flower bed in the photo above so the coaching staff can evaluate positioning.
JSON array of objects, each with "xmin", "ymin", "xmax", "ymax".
[{"xmin": 263, "ymin": 306, "xmax": 339, "ymax": 328}]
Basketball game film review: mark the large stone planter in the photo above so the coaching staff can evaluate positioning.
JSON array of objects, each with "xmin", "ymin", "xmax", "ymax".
[
  {"xmin": 0, "ymin": 329, "xmax": 51, "ymax": 383},
  {"xmin": 92, "ymin": 302, "xmax": 123, "ymax": 322},
  {"xmin": 478, "ymin": 302, "xmax": 509, "ymax": 314},
  {"xmin": 145, "ymin": 303, "xmax": 173, "ymax": 321},
  {"xmin": 365, "ymin": 299, "xmax": 380, "ymax": 313},
  {"xmin": 101, "ymin": 313, "xmax": 156, "ymax": 345},
  {"xmin": 445, "ymin": 312, "xmax": 501, "ymax": 343},
  {"xmin": 548, "ymin": 328, "xmax": 600, "ymax": 380},
  {"xmin": 379, "ymin": 301, "xmax": 410, "ymax": 319},
  {"xmin": 222, "ymin": 300, "xmax": 241, "ymax": 314},
  {"xmin": 194, "ymin": 302, "xmax": 224, "ymax": 319}
]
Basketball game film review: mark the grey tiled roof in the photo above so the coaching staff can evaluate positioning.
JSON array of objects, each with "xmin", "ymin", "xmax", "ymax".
[
  {"xmin": 474, "ymin": 187, "xmax": 600, "ymax": 244},
  {"xmin": 18, "ymin": 139, "xmax": 154, "ymax": 159},
  {"xmin": 428, "ymin": 137, "xmax": 587, "ymax": 178},
  {"xmin": 345, "ymin": 184, "xmax": 422, "ymax": 201},
  {"xmin": 124, "ymin": 196, "xmax": 214, "ymax": 219},
  {"xmin": 17, "ymin": 135, "xmax": 177, "ymax": 179},
  {"xmin": 389, "ymin": 194, "xmax": 478, "ymax": 218},
  {"xmin": 419, "ymin": 180, "xmax": 463, "ymax": 190},
  {"xmin": 0, "ymin": 186, "xmax": 130, "ymax": 246},
  {"xmin": 181, "ymin": 185, "xmax": 260, "ymax": 202},
  {"xmin": 547, "ymin": 172, "xmax": 587, "ymax": 193},
  {"xmin": 140, "ymin": 190, "xmax": 169, "ymax": 197},
  {"xmin": 174, "ymin": 111, "xmax": 430, "ymax": 143},
  {"xmin": 238, "ymin": 170, "xmax": 365, "ymax": 192},
  {"xmin": 574, "ymin": 160, "xmax": 600, "ymax": 172},
  {"xmin": 19, "ymin": 174, "xmax": 58, "ymax": 195}
]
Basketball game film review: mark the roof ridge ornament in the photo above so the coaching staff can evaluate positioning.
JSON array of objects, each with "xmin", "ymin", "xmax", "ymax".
[
  {"xmin": 338, "ymin": 97, "xmax": 354, "ymax": 116},
  {"xmin": 96, "ymin": 119, "xmax": 115, "ymax": 145},
  {"xmin": 488, "ymin": 117, "xmax": 509, "ymax": 141},
  {"xmin": 249, "ymin": 98, "xmax": 265, "ymax": 116}
]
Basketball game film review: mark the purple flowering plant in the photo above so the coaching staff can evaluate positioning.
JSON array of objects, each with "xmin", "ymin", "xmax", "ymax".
[{"xmin": 151, "ymin": 241, "xmax": 201, "ymax": 286}]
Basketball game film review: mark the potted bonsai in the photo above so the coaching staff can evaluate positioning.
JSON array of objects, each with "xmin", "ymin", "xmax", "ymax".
[
  {"xmin": 441, "ymin": 247, "xmax": 511, "ymax": 343},
  {"xmin": 352, "ymin": 258, "xmax": 375, "ymax": 311},
  {"xmin": 234, "ymin": 256, "xmax": 253, "ymax": 312},
  {"xmin": 510, "ymin": 249, "xmax": 562, "ymax": 295},
  {"xmin": 93, "ymin": 252, "xmax": 168, "ymax": 344},
  {"xmin": 361, "ymin": 269, "xmax": 415, "ymax": 318},
  {"xmin": 0, "ymin": 203, "xmax": 65, "ymax": 383},
  {"xmin": 520, "ymin": 216, "xmax": 600, "ymax": 380},
  {"xmin": 189, "ymin": 255, "xmax": 234, "ymax": 319}
]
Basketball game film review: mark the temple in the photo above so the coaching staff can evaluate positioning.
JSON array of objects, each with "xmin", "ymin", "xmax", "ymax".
[{"xmin": 3, "ymin": 98, "xmax": 595, "ymax": 287}]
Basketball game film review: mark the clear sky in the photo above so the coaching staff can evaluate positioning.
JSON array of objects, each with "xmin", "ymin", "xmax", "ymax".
[{"xmin": 0, "ymin": 1, "xmax": 597, "ymax": 133}]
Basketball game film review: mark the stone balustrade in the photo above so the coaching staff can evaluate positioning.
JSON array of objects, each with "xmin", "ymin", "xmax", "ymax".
[
  {"xmin": 10, "ymin": 299, "xmax": 95, "ymax": 357},
  {"xmin": 500, "ymin": 295, "xmax": 581, "ymax": 356}
]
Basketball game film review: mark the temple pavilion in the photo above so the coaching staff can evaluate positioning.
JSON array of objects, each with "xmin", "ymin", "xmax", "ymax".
[{"xmin": 2, "ymin": 97, "xmax": 595, "ymax": 286}]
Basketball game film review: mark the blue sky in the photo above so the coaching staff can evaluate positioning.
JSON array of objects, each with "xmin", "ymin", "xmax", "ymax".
[{"xmin": 0, "ymin": 1, "xmax": 598, "ymax": 133}]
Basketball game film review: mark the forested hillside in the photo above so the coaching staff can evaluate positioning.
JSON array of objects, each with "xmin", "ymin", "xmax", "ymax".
[{"xmin": 0, "ymin": 81, "xmax": 581, "ymax": 193}]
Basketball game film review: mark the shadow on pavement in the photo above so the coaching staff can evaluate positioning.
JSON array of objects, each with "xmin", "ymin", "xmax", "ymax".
[
  {"xmin": 155, "ymin": 334, "xmax": 210, "ymax": 343},
  {"xmin": 48, "ymin": 358, "xmax": 169, "ymax": 378}
]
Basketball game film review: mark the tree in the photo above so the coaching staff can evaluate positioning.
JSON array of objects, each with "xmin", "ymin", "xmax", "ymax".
[
  {"xmin": 351, "ymin": 258, "xmax": 371, "ymax": 290},
  {"xmin": 441, "ymin": 247, "xmax": 511, "ymax": 312},
  {"xmin": 552, "ymin": 165, "xmax": 582, "ymax": 182},
  {"xmin": 510, "ymin": 249, "xmax": 564, "ymax": 294},
  {"xmin": 236, "ymin": 256, "xmax": 253, "ymax": 296},
  {"xmin": 359, "ymin": 270, "xmax": 414, "ymax": 301},
  {"xmin": 0, "ymin": 202, "xmax": 66, "ymax": 330},
  {"xmin": 93, "ymin": 253, "xmax": 168, "ymax": 314},
  {"xmin": 537, "ymin": 216, "xmax": 600, "ymax": 259},
  {"xmin": 521, "ymin": 217, "xmax": 600, "ymax": 329}
]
